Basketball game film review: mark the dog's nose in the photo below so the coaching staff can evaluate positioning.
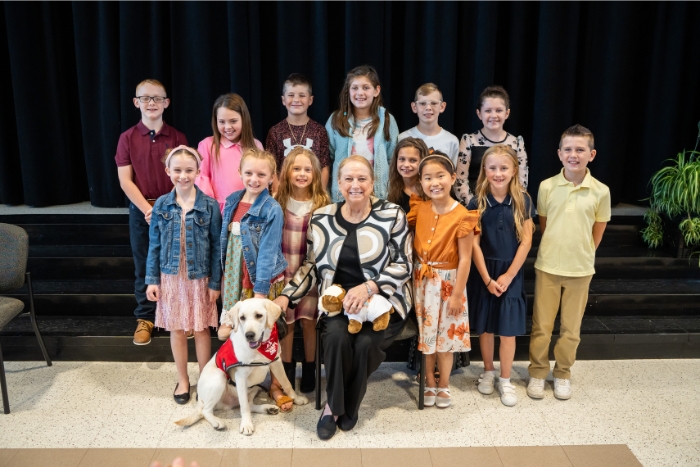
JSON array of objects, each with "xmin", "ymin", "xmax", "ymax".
[{"xmin": 245, "ymin": 331, "xmax": 255, "ymax": 341}]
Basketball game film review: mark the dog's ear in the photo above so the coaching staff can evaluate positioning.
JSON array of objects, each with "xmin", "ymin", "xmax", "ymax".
[
  {"xmin": 337, "ymin": 289, "xmax": 346, "ymax": 302},
  {"xmin": 263, "ymin": 300, "xmax": 282, "ymax": 329},
  {"xmin": 229, "ymin": 301, "xmax": 244, "ymax": 333}
]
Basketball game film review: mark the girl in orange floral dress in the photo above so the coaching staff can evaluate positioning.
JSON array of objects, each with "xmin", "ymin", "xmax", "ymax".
[{"xmin": 407, "ymin": 151, "xmax": 479, "ymax": 408}]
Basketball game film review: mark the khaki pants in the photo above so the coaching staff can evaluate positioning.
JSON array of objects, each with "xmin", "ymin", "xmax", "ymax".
[{"xmin": 528, "ymin": 269, "xmax": 592, "ymax": 380}]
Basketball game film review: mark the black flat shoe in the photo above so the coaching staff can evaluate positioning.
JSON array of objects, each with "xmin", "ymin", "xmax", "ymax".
[
  {"xmin": 300, "ymin": 361, "xmax": 316, "ymax": 393},
  {"xmin": 337, "ymin": 413, "xmax": 358, "ymax": 431},
  {"xmin": 173, "ymin": 383, "xmax": 191, "ymax": 404},
  {"xmin": 317, "ymin": 413, "xmax": 337, "ymax": 440},
  {"xmin": 283, "ymin": 360, "xmax": 297, "ymax": 390}
]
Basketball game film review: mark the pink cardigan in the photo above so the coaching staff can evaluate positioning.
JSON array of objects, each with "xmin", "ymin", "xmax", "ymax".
[{"xmin": 195, "ymin": 136, "xmax": 264, "ymax": 213}]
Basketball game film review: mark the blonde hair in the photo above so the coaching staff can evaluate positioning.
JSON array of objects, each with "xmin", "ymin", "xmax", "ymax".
[
  {"xmin": 474, "ymin": 144, "xmax": 533, "ymax": 241},
  {"xmin": 415, "ymin": 83, "xmax": 442, "ymax": 101},
  {"xmin": 275, "ymin": 148, "xmax": 330, "ymax": 216},
  {"xmin": 135, "ymin": 79, "xmax": 166, "ymax": 96},
  {"xmin": 239, "ymin": 148, "xmax": 277, "ymax": 175},
  {"xmin": 338, "ymin": 155, "xmax": 375, "ymax": 182}
]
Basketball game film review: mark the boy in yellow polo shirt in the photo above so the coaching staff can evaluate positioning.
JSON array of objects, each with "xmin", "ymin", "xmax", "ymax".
[{"xmin": 527, "ymin": 124, "xmax": 611, "ymax": 400}]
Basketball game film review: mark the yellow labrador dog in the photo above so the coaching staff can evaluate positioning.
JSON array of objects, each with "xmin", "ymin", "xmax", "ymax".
[{"xmin": 175, "ymin": 298, "xmax": 308, "ymax": 434}]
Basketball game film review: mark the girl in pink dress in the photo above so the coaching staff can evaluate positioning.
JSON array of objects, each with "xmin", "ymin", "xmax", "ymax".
[{"xmin": 146, "ymin": 146, "xmax": 222, "ymax": 404}]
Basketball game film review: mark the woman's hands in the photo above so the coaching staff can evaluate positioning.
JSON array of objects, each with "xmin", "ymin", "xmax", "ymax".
[
  {"xmin": 273, "ymin": 295, "xmax": 290, "ymax": 312},
  {"xmin": 343, "ymin": 282, "xmax": 374, "ymax": 315}
]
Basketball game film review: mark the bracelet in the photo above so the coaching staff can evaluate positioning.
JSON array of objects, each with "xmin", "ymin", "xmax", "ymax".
[
  {"xmin": 364, "ymin": 282, "xmax": 374, "ymax": 297},
  {"xmin": 486, "ymin": 279, "xmax": 492, "ymax": 287}
]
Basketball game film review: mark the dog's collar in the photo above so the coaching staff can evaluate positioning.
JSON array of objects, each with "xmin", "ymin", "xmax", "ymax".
[{"xmin": 215, "ymin": 324, "xmax": 280, "ymax": 376}]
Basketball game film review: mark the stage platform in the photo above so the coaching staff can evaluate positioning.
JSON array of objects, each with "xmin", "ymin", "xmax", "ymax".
[{"xmin": 1, "ymin": 202, "xmax": 699, "ymax": 362}]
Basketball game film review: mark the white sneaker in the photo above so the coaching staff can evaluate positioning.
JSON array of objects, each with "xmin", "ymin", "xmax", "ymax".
[
  {"xmin": 477, "ymin": 372, "xmax": 495, "ymax": 395},
  {"xmin": 527, "ymin": 377, "xmax": 546, "ymax": 399},
  {"xmin": 553, "ymin": 378, "xmax": 572, "ymax": 400},
  {"xmin": 497, "ymin": 380, "xmax": 518, "ymax": 407}
]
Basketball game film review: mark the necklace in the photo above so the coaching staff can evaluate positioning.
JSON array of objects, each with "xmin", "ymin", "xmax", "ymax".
[{"xmin": 286, "ymin": 120, "xmax": 308, "ymax": 147}]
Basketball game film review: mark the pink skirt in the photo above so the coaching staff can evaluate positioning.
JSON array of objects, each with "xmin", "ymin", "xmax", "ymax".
[{"xmin": 155, "ymin": 272, "xmax": 219, "ymax": 332}]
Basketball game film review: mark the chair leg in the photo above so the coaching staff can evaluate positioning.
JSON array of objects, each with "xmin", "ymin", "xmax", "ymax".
[
  {"xmin": 418, "ymin": 351, "xmax": 426, "ymax": 410},
  {"xmin": 0, "ymin": 343, "xmax": 10, "ymax": 414},
  {"xmin": 26, "ymin": 273, "xmax": 51, "ymax": 366},
  {"xmin": 315, "ymin": 321, "xmax": 322, "ymax": 410}
]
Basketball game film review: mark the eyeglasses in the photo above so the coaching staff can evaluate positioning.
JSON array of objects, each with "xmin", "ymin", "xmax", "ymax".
[
  {"xmin": 136, "ymin": 96, "xmax": 168, "ymax": 103},
  {"xmin": 415, "ymin": 101, "xmax": 443, "ymax": 108}
]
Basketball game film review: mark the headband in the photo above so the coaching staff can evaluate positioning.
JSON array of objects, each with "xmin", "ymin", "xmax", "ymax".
[
  {"xmin": 419, "ymin": 152, "xmax": 454, "ymax": 171},
  {"xmin": 165, "ymin": 145, "xmax": 202, "ymax": 168}
]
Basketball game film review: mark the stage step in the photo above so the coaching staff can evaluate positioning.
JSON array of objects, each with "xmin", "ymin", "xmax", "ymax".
[{"xmin": 2, "ymin": 208, "xmax": 699, "ymax": 361}]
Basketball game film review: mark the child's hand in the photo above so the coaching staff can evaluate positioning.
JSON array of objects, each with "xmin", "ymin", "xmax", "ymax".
[
  {"xmin": 496, "ymin": 273, "xmax": 514, "ymax": 292},
  {"xmin": 208, "ymin": 289, "xmax": 220, "ymax": 303},
  {"xmin": 145, "ymin": 208, "xmax": 153, "ymax": 225},
  {"xmin": 146, "ymin": 285, "xmax": 160, "ymax": 301},
  {"xmin": 254, "ymin": 293, "xmax": 267, "ymax": 299},
  {"xmin": 447, "ymin": 294, "xmax": 464, "ymax": 316},
  {"xmin": 486, "ymin": 279, "xmax": 504, "ymax": 297}
]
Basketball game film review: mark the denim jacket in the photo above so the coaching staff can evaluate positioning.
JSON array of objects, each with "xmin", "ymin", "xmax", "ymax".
[
  {"xmin": 146, "ymin": 187, "xmax": 222, "ymax": 290},
  {"xmin": 220, "ymin": 188, "xmax": 288, "ymax": 295}
]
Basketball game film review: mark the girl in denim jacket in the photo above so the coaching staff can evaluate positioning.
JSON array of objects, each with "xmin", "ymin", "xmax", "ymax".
[
  {"xmin": 146, "ymin": 146, "xmax": 222, "ymax": 404},
  {"xmin": 217, "ymin": 149, "xmax": 287, "ymax": 334},
  {"xmin": 217, "ymin": 148, "xmax": 289, "ymax": 410}
]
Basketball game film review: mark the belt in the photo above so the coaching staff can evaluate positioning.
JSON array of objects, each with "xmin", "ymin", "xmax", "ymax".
[{"xmin": 146, "ymin": 199, "xmax": 156, "ymax": 207}]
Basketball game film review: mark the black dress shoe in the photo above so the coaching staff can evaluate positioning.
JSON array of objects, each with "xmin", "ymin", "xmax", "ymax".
[
  {"xmin": 337, "ymin": 413, "xmax": 358, "ymax": 431},
  {"xmin": 173, "ymin": 383, "xmax": 191, "ymax": 404},
  {"xmin": 317, "ymin": 412, "xmax": 337, "ymax": 440}
]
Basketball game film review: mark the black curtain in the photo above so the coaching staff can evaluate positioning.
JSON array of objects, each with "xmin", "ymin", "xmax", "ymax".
[{"xmin": 1, "ymin": 1, "xmax": 699, "ymax": 207}]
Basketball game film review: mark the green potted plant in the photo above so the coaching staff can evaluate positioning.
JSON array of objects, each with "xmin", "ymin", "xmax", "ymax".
[{"xmin": 641, "ymin": 122, "xmax": 700, "ymax": 261}]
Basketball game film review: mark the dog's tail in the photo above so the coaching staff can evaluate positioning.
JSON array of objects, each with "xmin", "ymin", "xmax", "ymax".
[{"xmin": 174, "ymin": 402, "xmax": 203, "ymax": 427}]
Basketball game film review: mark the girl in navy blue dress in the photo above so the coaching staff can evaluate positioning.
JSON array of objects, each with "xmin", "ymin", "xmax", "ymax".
[{"xmin": 467, "ymin": 144, "xmax": 534, "ymax": 407}]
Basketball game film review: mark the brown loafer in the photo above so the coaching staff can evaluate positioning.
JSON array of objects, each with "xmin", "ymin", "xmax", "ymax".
[{"xmin": 133, "ymin": 319, "xmax": 154, "ymax": 345}]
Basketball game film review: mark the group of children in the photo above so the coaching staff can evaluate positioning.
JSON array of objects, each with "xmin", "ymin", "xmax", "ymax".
[{"xmin": 116, "ymin": 65, "xmax": 610, "ymax": 410}]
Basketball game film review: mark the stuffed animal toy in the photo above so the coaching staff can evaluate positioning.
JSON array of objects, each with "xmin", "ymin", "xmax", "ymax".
[{"xmin": 318, "ymin": 284, "xmax": 394, "ymax": 334}]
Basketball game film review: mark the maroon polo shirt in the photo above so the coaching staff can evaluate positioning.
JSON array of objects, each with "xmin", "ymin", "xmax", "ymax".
[{"xmin": 115, "ymin": 120, "xmax": 188, "ymax": 200}]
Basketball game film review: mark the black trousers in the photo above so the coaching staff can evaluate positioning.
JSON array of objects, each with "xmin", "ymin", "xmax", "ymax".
[
  {"xmin": 322, "ymin": 312, "xmax": 404, "ymax": 419},
  {"xmin": 129, "ymin": 202, "xmax": 156, "ymax": 322}
]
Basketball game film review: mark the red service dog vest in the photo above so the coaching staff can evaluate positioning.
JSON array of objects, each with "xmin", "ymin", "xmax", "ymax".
[{"xmin": 215, "ymin": 323, "xmax": 279, "ymax": 378}]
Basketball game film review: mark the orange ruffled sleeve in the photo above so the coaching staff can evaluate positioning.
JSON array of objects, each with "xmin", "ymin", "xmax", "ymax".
[
  {"xmin": 406, "ymin": 194, "xmax": 424, "ymax": 228},
  {"xmin": 457, "ymin": 209, "xmax": 481, "ymax": 238}
]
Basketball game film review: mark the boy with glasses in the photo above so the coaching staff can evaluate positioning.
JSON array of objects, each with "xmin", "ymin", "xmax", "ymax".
[
  {"xmin": 398, "ymin": 83, "xmax": 459, "ymax": 165},
  {"xmin": 115, "ymin": 79, "xmax": 188, "ymax": 345}
]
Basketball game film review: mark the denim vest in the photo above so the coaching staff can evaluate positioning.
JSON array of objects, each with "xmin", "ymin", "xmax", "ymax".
[
  {"xmin": 220, "ymin": 189, "xmax": 288, "ymax": 295},
  {"xmin": 146, "ymin": 188, "xmax": 222, "ymax": 291}
]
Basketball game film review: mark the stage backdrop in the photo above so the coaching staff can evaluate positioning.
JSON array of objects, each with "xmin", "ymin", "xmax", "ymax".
[{"xmin": 1, "ymin": 1, "xmax": 699, "ymax": 207}]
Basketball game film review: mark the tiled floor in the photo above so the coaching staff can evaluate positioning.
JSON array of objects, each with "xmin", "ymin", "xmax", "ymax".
[{"xmin": 1, "ymin": 359, "xmax": 698, "ymax": 466}]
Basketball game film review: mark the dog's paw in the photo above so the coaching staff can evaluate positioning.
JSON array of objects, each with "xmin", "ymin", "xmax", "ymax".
[
  {"xmin": 264, "ymin": 405, "xmax": 280, "ymax": 415},
  {"xmin": 210, "ymin": 419, "xmax": 226, "ymax": 431},
  {"xmin": 239, "ymin": 421, "xmax": 255, "ymax": 436},
  {"xmin": 294, "ymin": 395, "xmax": 309, "ymax": 406}
]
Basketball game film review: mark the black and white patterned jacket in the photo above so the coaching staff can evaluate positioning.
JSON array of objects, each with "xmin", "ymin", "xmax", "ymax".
[{"xmin": 281, "ymin": 198, "xmax": 413, "ymax": 319}]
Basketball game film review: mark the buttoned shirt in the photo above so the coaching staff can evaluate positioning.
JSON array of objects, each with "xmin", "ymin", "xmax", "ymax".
[{"xmin": 535, "ymin": 169, "xmax": 611, "ymax": 277}]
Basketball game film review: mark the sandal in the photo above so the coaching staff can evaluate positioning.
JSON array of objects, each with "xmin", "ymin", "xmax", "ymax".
[
  {"xmin": 436, "ymin": 387, "xmax": 451, "ymax": 408},
  {"xmin": 424, "ymin": 387, "xmax": 437, "ymax": 407},
  {"xmin": 269, "ymin": 382, "xmax": 293, "ymax": 413}
]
